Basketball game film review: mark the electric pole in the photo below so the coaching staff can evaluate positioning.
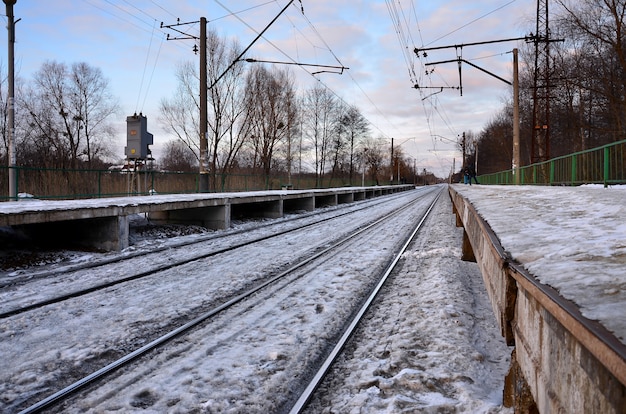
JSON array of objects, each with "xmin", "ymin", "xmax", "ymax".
[
  {"xmin": 199, "ymin": 17, "xmax": 208, "ymax": 192},
  {"xmin": 165, "ymin": 1, "xmax": 297, "ymax": 192},
  {"xmin": 4, "ymin": 0, "xmax": 17, "ymax": 200},
  {"xmin": 513, "ymin": 48, "xmax": 521, "ymax": 184},
  {"xmin": 530, "ymin": 0, "xmax": 562, "ymax": 166},
  {"xmin": 162, "ymin": 18, "xmax": 209, "ymax": 192},
  {"xmin": 415, "ymin": 37, "xmax": 528, "ymax": 179}
]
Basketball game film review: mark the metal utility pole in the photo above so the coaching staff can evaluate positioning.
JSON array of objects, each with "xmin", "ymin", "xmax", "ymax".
[
  {"xmin": 162, "ymin": 18, "xmax": 208, "ymax": 192},
  {"xmin": 530, "ymin": 0, "xmax": 562, "ymax": 165},
  {"xmin": 199, "ymin": 17, "xmax": 208, "ymax": 192},
  {"xmin": 166, "ymin": 2, "xmax": 297, "ymax": 192},
  {"xmin": 513, "ymin": 48, "xmax": 521, "ymax": 184},
  {"xmin": 415, "ymin": 37, "xmax": 527, "ymax": 178},
  {"xmin": 4, "ymin": 0, "xmax": 17, "ymax": 200}
]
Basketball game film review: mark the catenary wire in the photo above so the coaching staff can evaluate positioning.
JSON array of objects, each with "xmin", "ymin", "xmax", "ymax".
[
  {"xmin": 212, "ymin": 0, "xmax": 399, "ymax": 141},
  {"xmin": 135, "ymin": 19, "xmax": 158, "ymax": 113},
  {"xmin": 140, "ymin": 34, "xmax": 165, "ymax": 113},
  {"xmin": 423, "ymin": 0, "xmax": 518, "ymax": 47}
]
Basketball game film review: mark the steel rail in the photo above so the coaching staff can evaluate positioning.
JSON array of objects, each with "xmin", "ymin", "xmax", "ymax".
[
  {"xmin": 16, "ymin": 187, "xmax": 438, "ymax": 414},
  {"xmin": 289, "ymin": 188, "xmax": 443, "ymax": 413}
]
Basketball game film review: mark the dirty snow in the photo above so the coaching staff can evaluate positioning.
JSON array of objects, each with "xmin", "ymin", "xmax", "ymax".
[
  {"xmin": 452, "ymin": 184, "xmax": 626, "ymax": 345},
  {"xmin": 304, "ymin": 189, "xmax": 512, "ymax": 413},
  {"xmin": 0, "ymin": 186, "xmax": 522, "ymax": 412}
]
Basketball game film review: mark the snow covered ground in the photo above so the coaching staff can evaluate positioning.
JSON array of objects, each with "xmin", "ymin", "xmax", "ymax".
[
  {"xmin": 0, "ymin": 186, "xmax": 514, "ymax": 413},
  {"xmin": 304, "ymin": 189, "xmax": 512, "ymax": 413},
  {"xmin": 451, "ymin": 184, "xmax": 626, "ymax": 346}
]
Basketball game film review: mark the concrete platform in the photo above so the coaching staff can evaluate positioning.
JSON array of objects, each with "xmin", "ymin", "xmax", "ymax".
[
  {"xmin": 449, "ymin": 185, "xmax": 626, "ymax": 413},
  {"xmin": 0, "ymin": 186, "xmax": 412, "ymax": 251}
]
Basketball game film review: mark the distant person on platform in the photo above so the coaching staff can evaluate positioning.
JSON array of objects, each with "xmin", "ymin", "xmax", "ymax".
[
  {"xmin": 463, "ymin": 166, "xmax": 479, "ymax": 185},
  {"xmin": 469, "ymin": 166, "xmax": 479, "ymax": 185}
]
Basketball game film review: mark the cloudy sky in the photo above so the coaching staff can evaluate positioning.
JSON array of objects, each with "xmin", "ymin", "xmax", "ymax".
[{"xmin": 3, "ymin": 0, "xmax": 536, "ymax": 177}]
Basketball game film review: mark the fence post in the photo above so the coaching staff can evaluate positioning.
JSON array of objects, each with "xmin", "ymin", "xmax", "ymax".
[
  {"xmin": 549, "ymin": 161, "xmax": 555, "ymax": 185},
  {"xmin": 571, "ymin": 155, "xmax": 577, "ymax": 185},
  {"xmin": 604, "ymin": 146, "xmax": 610, "ymax": 188}
]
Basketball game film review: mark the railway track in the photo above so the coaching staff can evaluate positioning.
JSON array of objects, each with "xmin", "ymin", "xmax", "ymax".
[
  {"xmin": 3, "ymin": 186, "xmax": 442, "ymax": 413},
  {"xmin": 0, "ymin": 189, "xmax": 415, "ymax": 288},
  {"xmin": 290, "ymin": 189, "xmax": 440, "ymax": 413},
  {"xmin": 0, "ymin": 188, "xmax": 429, "ymax": 318}
]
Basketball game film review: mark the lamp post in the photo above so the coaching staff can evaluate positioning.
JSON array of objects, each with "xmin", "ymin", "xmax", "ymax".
[{"xmin": 4, "ymin": 0, "xmax": 17, "ymax": 200}]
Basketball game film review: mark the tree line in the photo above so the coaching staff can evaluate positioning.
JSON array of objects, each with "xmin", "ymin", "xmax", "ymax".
[
  {"xmin": 157, "ymin": 29, "xmax": 431, "ymax": 189},
  {"xmin": 464, "ymin": 0, "xmax": 626, "ymax": 177}
]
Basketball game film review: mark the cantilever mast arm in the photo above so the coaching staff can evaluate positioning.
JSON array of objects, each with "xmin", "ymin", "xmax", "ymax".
[{"xmin": 208, "ymin": 0, "xmax": 296, "ymax": 90}]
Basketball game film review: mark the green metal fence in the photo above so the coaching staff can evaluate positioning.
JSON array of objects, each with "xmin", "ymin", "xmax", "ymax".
[
  {"xmin": 478, "ymin": 139, "xmax": 626, "ymax": 186},
  {"xmin": 0, "ymin": 166, "xmax": 380, "ymax": 201}
]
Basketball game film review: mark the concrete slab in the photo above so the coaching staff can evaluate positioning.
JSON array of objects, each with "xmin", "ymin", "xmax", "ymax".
[{"xmin": 0, "ymin": 186, "xmax": 414, "ymax": 251}]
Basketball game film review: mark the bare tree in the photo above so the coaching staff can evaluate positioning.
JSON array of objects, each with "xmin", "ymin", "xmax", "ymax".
[
  {"xmin": 302, "ymin": 85, "xmax": 337, "ymax": 187},
  {"xmin": 206, "ymin": 31, "xmax": 249, "ymax": 190},
  {"xmin": 159, "ymin": 61, "xmax": 201, "ymax": 163},
  {"xmin": 553, "ymin": 0, "xmax": 626, "ymax": 142},
  {"xmin": 473, "ymin": 1, "xmax": 626, "ymax": 174},
  {"xmin": 69, "ymin": 62, "xmax": 119, "ymax": 167},
  {"xmin": 23, "ymin": 61, "xmax": 73, "ymax": 167},
  {"xmin": 160, "ymin": 30, "xmax": 249, "ymax": 190},
  {"xmin": 160, "ymin": 139, "xmax": 198, "ymax": 172},
  {"xmin": 476, "ymin": 110, "xmax": 514, "ymax": 174},
  {"xmin": 361, "ymin": 136, "xmax": 386, "ymax": 185},
  {"xmin": 328, "ymin": 100, "xmax": 348, "ymax": 185},
  {"xmin": 337, "ymin": 104, "xmax": 370, "ymax": 185},
  {"xmin": 243, "ymin": 65, "xmax": 297, "ymax": 186},
  {"xmin": 21, "ymin": 60, "xmax": 118, "ymax": 168}
]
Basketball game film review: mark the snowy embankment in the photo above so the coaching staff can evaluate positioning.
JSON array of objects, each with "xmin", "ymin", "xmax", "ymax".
[{"xmin": 452, "ymin": 184, "xmax": 626, "ymax": 346}]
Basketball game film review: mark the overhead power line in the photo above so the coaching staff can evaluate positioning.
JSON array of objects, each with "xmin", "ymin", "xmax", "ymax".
[{"xmin": 423, "ymin": 0, "xmax": 519, "ymax": 47}]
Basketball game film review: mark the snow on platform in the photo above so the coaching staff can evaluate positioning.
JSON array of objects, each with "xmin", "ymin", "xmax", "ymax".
[{"xmin": 451, "ymin": 184, "xmax": 626, "ymax": 346}]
